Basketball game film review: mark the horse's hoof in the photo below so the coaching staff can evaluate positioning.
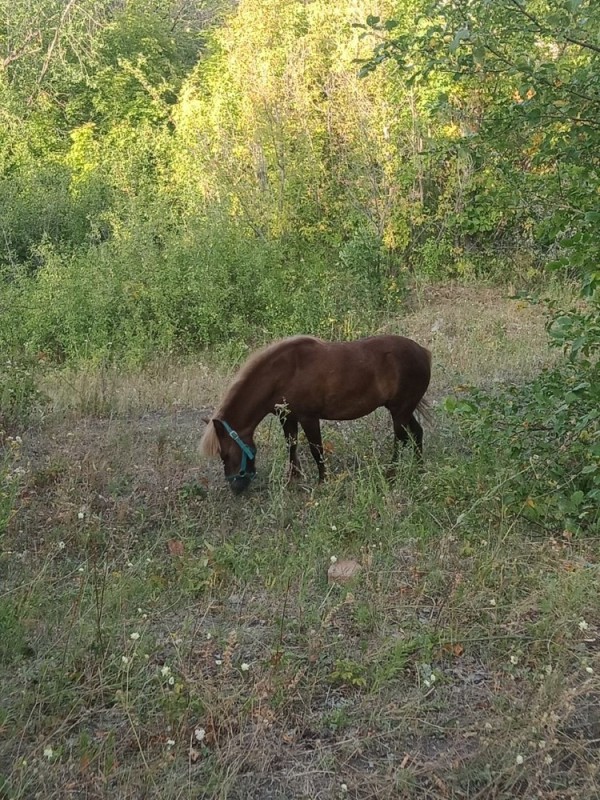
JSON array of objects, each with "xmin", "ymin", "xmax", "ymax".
[
  {"xmin": 385, "ymin": 466, "xmax": 397, "ymax": 483},
  {"xmin": 286, "ymin": 465, "xmax": 304, "ymax": 485}
]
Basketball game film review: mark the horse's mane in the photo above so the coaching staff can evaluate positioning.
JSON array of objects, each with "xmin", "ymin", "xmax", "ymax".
[
  {"xmin": 199, "ymin": 336, "xmax": 317, "ymax": 458},
  {"xmin": 199, "ymin": 421, "xmax": 221, "ymax": 457}
]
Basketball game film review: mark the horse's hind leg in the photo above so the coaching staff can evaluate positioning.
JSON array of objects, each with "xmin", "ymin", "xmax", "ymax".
[
  {"xmin": 279, "ymin": 414, "xmax": 301, "ymax": 478},
  {"xmin": 407, "ymin": 414, "xmax": 423, "ymax": 456},
  {"xmin": 389, "ymin": 409, "xmax": 423, "ymax": 465},
  {"xmin": 299, "ymin": 417, "xmax": 326, "ymax": 482}
]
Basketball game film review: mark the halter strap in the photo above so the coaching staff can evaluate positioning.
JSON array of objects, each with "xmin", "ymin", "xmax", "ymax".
[{"xmin": 219, "ymin": 419, "xmax": 256, "ymax": 481}]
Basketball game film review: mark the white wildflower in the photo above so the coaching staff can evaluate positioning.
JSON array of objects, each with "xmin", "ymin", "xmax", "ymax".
[
  {"xmin": 241, "ymin": 663, "xmax": 250, "ymax": 672},
  {"xmin": 130, "ymin": 632, "xmax": 140, "ymax": 641},
  {"xmin": 516, "ymin": 754, "xmax": 524, "ymax": 765},
  {"xmin": 194, "ymin": 728, "xmax": 206, "ymax": 742}
]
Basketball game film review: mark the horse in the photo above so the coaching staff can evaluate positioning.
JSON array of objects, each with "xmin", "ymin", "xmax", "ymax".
[{"xmin": 200, "ymin": 334, "xmax": 431, "ymax": 494}]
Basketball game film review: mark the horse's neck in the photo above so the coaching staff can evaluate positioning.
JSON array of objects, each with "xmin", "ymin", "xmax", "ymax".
[{"xmin": 220, "ymin": 374, "xmax": 272, "ymax": 434}]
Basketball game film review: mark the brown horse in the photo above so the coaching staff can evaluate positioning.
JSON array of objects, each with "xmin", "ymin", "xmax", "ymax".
[{"xmin": 200, "ymin": 334, "xmax": 431, "ymax": 493}]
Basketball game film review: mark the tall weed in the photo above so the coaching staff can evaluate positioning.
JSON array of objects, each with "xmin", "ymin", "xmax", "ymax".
[{"xmin": 3, "ymin": 210, "xmax": 392, "ymax": 363}]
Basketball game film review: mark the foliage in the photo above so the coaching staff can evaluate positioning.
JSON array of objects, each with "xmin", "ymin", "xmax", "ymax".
[
  {"xmin": 4, "ymin": 210, "xmax": 391, "ymax": 362},
  {"xmin": 360, "ymin": 0, "xmax": 600, "ymax": 533},
  {"xmin": 446, "ymin": 361, "xmax": 599, "ymax": 533},
  {"xmin": 4, "ymin": 0, "xmax": 565, "ymax": 364},
  {"xmin": 0, "ymin": 0, "xmax": 599, "ymax": 384},
  {"xmin": 360, "ymin": 0, "xmax": 600, "ymax": 341}
]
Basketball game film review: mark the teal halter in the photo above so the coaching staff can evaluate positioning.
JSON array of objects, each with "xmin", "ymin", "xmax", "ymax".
[{"xmin": 220, "ymin": 420, "xmax": 256, "ymax": 482}]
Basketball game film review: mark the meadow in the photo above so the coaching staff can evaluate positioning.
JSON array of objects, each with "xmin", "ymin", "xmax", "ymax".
[
  {"xmin": 2, "ymin": 284, "xmax": 598, "ymax": 800},
  {"xmin": 1, "ymin": 2, "xmax": 599, "ymax": 796}
]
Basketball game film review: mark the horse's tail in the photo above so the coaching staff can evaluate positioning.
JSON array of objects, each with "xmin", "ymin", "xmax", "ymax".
[
  {"xmin": 416, "ymin": 346, "xmax": 433, "ymax": 425},
  {"xmin": 416, "ymin": 396, "xmax": 434, "ymax": 426},
  {"xmin": 200, "ymin": 417, "xmax": 221, "ymax": 457}
]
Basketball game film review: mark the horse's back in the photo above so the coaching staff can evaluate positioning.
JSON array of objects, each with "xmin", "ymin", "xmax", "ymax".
[
  {"xmin": 286, "ymin": 334, "xmax": 431, "ymax": 386},
  {"xmin": 275, "ymin": 334, "xmax": 430, "ymax": 421},
  {"xmin": 326, "ymin": 335, "xmax": 430, "ymax": 380},
  {"xmin": 348, "ymin": 334, "xmax": 431, "ymax": 398}
]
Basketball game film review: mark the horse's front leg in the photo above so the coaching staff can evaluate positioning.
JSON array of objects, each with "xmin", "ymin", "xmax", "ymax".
[
  {"xmin": 299, "ymin": 417, "xmax": 326, "ymax": 482},
  {"xmin": 279, "ymin": 414, "xmax": 301, "ymax": 479}
]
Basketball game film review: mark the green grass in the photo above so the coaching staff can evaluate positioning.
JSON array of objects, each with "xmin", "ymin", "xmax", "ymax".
[{"xmin": 1, "ymin": 286, "xmax": 598, "ymax": 799}]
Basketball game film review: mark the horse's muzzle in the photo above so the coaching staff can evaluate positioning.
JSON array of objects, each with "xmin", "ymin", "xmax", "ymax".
[{"xmin": 228, "ymin": 474, "xmax": 254, "ymax": 494}]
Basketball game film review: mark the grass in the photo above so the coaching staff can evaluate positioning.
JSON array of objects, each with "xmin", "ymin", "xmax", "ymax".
[{"xmin": 1, "ymin": 285, "xmax": 599, "ymax": 799}]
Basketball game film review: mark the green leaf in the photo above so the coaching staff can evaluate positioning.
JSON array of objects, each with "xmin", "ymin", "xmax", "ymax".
[
  {"xmin": 449, "ymin": 28, "xmax": 470, "ymax": 53},
  {"xmin": 524, "ymin": 106, "xmax": 542, "ymax": 123},
  {"xmin": 571, "ymin": 491, "xmax": 585, "ymax": 508},
  {"xmin": 473, "ymin": 45, "xmax": 486, "ymax": 65}
]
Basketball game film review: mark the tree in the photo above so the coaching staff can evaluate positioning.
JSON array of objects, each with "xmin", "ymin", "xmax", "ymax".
[{"xmin": 360, "ymin": 0, "xmax": 600, "ymax": 529}]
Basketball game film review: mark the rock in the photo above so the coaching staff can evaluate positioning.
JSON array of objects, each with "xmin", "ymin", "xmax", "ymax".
[{"xmin": 327, "ymin": 559, "xmax": 361, "ymax": 585}]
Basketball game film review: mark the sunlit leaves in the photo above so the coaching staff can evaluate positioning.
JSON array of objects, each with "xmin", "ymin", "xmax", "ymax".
[{"xmin": 449, "ymin": 28, "xmax": 470, "ymax": 53}]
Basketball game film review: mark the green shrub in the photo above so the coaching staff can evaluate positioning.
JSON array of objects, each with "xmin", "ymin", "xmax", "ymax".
[
  {"xmin": 0, "ymin": 354, "xmax": 43, "ymax": 433},
  {"xmin": 0, "ymin": 164, "xmax": 108, "ymax": 269},
  {"xmin": 446, "ymin": 359, "xmax": 599, "ymax": 534},
  {"xmin": 3, "ymin": 207, "xmax": 396, "ymax": 364}
]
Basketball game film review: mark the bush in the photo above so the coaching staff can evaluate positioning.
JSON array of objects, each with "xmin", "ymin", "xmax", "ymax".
[
  {"xmin": 3, "ymin": 210, "xmax": 395, "ymax": 364},
  {"xmin": 446, "ymin": 360, "xmax": 599, "ymax": 534},
  {"xmin": 0, "ymin": 164, "xmax": 108, "ymax": 270}
]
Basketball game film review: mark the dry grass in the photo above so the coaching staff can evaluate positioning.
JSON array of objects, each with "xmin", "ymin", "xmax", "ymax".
[
  {"xmin": 1, "ymin": 285, "xmax": 598, "ymax": 800},
  {"xmin": 40, "ymin": 358, "xmax": 227, "ymax": 418},
  {"xmin": 395, "ymin": 284, "xmax": 559, "ymax": 395}
]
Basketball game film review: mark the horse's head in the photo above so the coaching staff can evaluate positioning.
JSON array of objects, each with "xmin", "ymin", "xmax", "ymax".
[{"xmin": 206, "ymin": 418, "xmax": 256, "ymax": 494}]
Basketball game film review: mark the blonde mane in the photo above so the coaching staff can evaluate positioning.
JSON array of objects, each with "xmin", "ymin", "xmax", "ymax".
[
  {"xmin": 199, "ymin": 420, "xmax": 221, "ymax": 457},
  {"xmin": 199, "ymin": 336, "xmax": 318, "ymax": 459}
]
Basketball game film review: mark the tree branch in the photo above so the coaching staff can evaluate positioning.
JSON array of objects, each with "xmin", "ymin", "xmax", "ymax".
[
  {"xmin": 28, "ymin": 0, "xmax": 79, "ymax": 103},
  {"xmin": 1, "ymin": 30, "xmax": 40, "ymax": 70},
  {"xmin": 506, "ymin": 0, "xmax": 600, "ymax": 56},
  {"xmin": 482, "ymin": 41, "xmax": 600, "ymax": 108}
]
